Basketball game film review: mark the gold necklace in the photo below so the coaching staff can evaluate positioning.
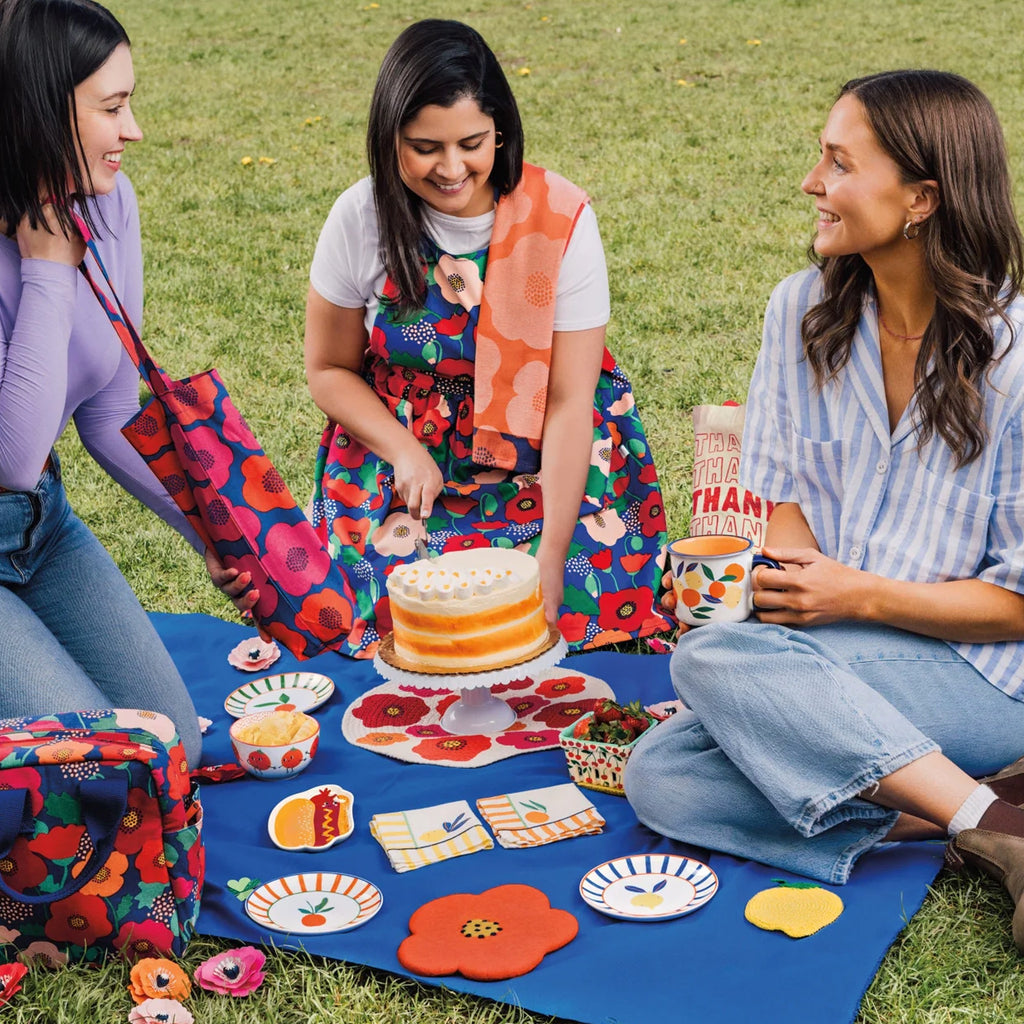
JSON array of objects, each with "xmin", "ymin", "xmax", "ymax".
[{"xmin": 879, "ymin": 315, "xmax": 925, "ymax": 342}]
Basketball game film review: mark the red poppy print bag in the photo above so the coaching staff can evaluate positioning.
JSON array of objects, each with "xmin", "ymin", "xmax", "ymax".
[
  {"xmin": 76, "ymin": 223, "xmax": 358, "ymax": 659},
  {"xmin": 0, "ymin": 709, "xmax": 204, "ymax": 964}
]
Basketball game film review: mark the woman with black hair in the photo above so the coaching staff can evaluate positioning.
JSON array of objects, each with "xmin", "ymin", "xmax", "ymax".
[
  {"xmin": 0, "ymin": 0, "xmax": 202, "ymax": 765},
  {"xmin": 626, "ymin": 70, "xmax": 1024, "ymax": 951},
  {"xmin": 304, "ymin": 19, "xmax": 670, "ymax": 657}
]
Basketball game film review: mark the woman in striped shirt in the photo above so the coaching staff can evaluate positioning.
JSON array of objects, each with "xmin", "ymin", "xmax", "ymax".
[{"xmin": 626, "ymin": 70, "xmax": 1024, "ymax": 950}]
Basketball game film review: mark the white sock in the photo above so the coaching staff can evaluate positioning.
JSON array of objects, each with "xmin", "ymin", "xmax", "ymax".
[{"xmin": 947, "ymin": 784, "xmax": 999, "ymax": 836}]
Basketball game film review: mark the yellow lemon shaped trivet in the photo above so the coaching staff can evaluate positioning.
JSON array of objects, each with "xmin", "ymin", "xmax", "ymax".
[{"xmin": 744, "ymin": 879, "xmax": 843, "ymax": 938}]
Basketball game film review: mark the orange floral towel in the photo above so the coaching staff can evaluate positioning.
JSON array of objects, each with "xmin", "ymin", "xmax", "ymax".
[
  {"xmin": 476, "ymin": 783, "xmax": 605, "ymax": 848},
  {"xmin": 472, "ymin": 163, "xmax": 590, "ymax": 472}
]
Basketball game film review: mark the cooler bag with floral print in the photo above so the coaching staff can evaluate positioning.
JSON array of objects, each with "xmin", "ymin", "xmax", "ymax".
[{"xmin": 0, "ymin": 709, "xmax": 204, "ymax": 964}]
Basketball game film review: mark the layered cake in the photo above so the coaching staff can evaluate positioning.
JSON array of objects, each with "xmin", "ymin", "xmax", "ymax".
[{"xmin": 385, "ymin": 549, "xmax": 550, "ymax": 672}]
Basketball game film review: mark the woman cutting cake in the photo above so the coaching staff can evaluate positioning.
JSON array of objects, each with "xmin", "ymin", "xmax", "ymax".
[{"xmin": 303, "ymin": 19, "xmax": 670, "ymax": 658}]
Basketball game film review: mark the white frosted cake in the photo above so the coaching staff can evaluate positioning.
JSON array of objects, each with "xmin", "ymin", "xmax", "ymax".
[{"xmin": 385, "ymin": 549, "xmax": 549, "ymax": 672}]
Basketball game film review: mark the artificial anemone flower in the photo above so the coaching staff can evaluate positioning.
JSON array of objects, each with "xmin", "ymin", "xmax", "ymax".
[
  {"xmin": 128, "ymin": 998, "xmax": 194, "ymax": 1024},
  {"xmin": 194, "ymin": 946, "xmax": 267, "ymax": 997},
  {"xmin": 127, "ymin": 958, "xmax": 192, "ymax": 1005},
  {"xmin": 0, "ymin": 963, "xmax": 27, "ymax": 1007}
]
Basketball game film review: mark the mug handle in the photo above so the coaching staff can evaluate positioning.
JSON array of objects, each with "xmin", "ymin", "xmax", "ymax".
[
  {"xmin": 750, "ymin": 553, "xmax": 782, "ymax": 614},
  {"xmin": 752, "ymin": 553, "xmax": 782, "ymax": 572}
]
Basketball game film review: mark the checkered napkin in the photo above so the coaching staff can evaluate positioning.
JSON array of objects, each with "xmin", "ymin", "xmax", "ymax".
[
  {"xmin": 475, "ymin": 783, "xmax": 605, "ymax": 849},
  {"xmin": 369, "ymin": 799, "xmax": 493, "ymax": 873}
]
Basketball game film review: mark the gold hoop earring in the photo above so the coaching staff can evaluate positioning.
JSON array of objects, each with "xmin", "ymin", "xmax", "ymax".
[
  {"xmin": 494, "ymin": 131, "xmax": 504, "ymax": 149},
  {"xmin": 903, "ymin": 219, "xmax": 921, "ymax": 241}
]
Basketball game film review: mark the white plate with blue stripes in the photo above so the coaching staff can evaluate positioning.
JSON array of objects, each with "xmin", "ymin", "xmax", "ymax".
[{"xmin": 579, "ymin": 854, "xmax": 719, "ymax": 921}]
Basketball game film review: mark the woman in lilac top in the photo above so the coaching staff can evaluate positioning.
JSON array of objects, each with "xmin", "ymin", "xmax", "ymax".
[{"xmin": 0, "ymin": 0, "xmax": 210, "ymax": 763}]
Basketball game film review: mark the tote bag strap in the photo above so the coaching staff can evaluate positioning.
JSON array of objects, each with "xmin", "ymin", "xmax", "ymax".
[
  {"xmin": 72, "ymin": 211, "xmax": 173, "ymax": 397},
  {"xmin": 0, "ymin": 778, "xmax": 128, "ymax": 903}
]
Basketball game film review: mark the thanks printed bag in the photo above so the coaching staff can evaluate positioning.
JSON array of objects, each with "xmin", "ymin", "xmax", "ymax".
[
  {"xmin": 690, "ymin": 403, "xmax": 773, "ymax": 546},
  {"xmin": 0, "ymin": 710, "xmax": 204, "ymax": 964}
]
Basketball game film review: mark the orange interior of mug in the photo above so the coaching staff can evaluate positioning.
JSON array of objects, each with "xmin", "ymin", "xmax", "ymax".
[{"xmin": 670, "ymin": 535, "xmax": 751, "ymax": 558}]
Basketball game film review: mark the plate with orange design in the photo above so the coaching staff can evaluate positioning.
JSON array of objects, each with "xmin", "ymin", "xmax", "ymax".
[
  {"xmin": 245, "ymin": 872, "xmax": 382, "ymax": 934},
  {"xmin": 224, "ymin": 672, "xmax": 335, "ymax": 718},
  {"xmin": 579, "ymin": 854, "xmax": 718, "ymax": 921}
]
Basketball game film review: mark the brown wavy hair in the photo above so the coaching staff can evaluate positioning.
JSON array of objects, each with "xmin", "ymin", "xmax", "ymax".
[{"xmin": 802, "ymin": 70, "xmax": 1023, "ymax": 466}]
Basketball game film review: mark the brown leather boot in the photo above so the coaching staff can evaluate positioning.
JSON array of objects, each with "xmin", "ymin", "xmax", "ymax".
[
  {"xmin": 981, "ymin": 756, "xmax": 1024, "ymax": 806},
  {"xmin": 947, "ymin": 828, "xmax": 1024, "ymax": 952}
]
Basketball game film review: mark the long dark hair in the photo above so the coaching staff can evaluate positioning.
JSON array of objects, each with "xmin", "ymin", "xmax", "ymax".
[
  {"xmin": 0, "ymin": 0, "xmax": 129, "ymax": 240},
  {"xmin": 366, "ymin": 19, "xmax": 524, "ymax": 316},
  {"xmin": 802, "ymin": 70, "xmax": 1023, "ymax": 466}
]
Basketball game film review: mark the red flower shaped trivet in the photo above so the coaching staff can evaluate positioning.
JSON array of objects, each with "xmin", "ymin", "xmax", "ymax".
[{"xmin": 398, "ymin": 884, "xmax": 577, "ymax": 980}]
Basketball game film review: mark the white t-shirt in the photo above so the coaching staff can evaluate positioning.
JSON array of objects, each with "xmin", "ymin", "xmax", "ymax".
[{"xmin": 309, "ymin": 176, "xmax": 610, "ymax": 335}]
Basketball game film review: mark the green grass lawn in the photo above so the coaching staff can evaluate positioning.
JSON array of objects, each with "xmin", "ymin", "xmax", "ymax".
[{"xmin": 31, "ymin": 0, "xmax": 1024, "ymax": 1019}]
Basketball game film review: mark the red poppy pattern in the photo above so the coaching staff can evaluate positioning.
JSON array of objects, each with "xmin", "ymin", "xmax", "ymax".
[
  {"xmin": 119, "ymin": 365, "xmax": 358, "ymax": 661},
  {"xmin": 310, "ymin": 238, "xmax": 671, "ymax": 658},
  {"xmin": 0, "ymin": 710, "xmax": 204, "ymax": 964},
  {"xmin": 341, "ymin": 672, "xmax": 614, "ymax": 767}
]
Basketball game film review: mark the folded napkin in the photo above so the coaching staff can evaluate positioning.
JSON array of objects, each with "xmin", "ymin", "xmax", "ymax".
[
  {"xmin": 369, "ymin": 799, "xmax": 493, "ymax": 873},
  {"xmin": 476, "ymin": 783, "xmax": 605, "ymax": 849}
]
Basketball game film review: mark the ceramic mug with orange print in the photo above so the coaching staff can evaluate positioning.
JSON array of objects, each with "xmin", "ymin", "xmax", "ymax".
[{"xmin": 668, "ymin": 535, "xmax": 781, "ymax": 627}]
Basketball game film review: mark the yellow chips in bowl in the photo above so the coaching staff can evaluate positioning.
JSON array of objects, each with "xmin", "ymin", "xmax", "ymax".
[{"xmin": 235, "ymin": 710, "xmax": 317, "ymax": 746}]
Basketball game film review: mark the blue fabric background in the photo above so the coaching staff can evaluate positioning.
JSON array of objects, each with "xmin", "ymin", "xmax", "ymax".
[{"xmin": 153, "ymin": 612, "xmax": 944, "ymax": 1024}]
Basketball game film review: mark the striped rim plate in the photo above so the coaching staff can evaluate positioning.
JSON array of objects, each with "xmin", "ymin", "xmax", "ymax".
[
  {"xmin": 245, "ymin": 872, "xmax": 382, "ymax": 934},
  {"xmin": 579, "ymin": 854, "xmax": 718, "ymax": 921},
  {"xmin": 224, "ymin": 672, "xmax": 335, "ymax": 718}
]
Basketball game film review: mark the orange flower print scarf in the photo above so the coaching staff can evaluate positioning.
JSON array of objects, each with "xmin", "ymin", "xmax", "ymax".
[{"xmin": 471, "ymin": 163, "xmax": 589, "ymax": 472}]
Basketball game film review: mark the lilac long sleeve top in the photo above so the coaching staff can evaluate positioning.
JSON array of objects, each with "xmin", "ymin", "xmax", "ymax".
[{"xmin": 0, "ymin": 175, "xmax": 201, "ymax": 549}]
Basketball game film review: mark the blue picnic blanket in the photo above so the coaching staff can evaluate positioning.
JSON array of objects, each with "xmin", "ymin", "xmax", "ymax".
[{"xmin": 154, "ymin": 612, "xmax": 943, "ymax": 1024}]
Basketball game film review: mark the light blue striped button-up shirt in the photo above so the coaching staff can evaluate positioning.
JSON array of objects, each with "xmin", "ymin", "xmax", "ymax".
[{"xmin": 740, "ymin": 267, "xmax": 1024, "ymax": 699}]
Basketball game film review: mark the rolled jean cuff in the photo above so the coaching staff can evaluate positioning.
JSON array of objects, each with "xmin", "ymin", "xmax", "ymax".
[
  {"xmin": 795, "ymin": 737, "xmax": 940, "ymax": 838},
  {"xmin": 828, "ymin": 811, "xmax": 903, "ymax": 885}
]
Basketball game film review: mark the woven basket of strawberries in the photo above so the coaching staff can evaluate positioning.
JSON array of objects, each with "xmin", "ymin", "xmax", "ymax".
[{"xmin": 558, "ymin": 699, "xmax": 659, "ymax": 796}]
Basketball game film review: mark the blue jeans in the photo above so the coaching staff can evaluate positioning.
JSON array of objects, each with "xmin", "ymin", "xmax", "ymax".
[
  {"xmin": 0, "ymin": 456, "xmax": 201, "ymax": 767},
  {"xmin": 624, "ymin": 621, "xmax": 1024, "ymax": 884}
]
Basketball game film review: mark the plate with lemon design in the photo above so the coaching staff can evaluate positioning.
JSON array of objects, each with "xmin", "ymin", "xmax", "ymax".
[{"xmin": 580, "ymin": 854, "xmax": 718, "ymax": 921}]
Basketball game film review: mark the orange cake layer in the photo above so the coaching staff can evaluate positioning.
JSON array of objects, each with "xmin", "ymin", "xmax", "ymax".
[{"xmin": 386, "ymin": 549, "xmax": 549, "ymax": 671}]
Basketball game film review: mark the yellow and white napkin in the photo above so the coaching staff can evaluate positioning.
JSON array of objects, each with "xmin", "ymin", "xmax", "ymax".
[
  {"xmin": 476, "ymin": 783, "xmax": 605, "ymax": 849},
  {"xmin": 369, "ymin": 799, "xmax": 493, "ymax": 873}
]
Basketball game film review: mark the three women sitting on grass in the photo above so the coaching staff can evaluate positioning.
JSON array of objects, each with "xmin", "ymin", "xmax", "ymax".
[{"xmin": 8, "ymin": 0, "xmax": 1024, "ymax": 959}]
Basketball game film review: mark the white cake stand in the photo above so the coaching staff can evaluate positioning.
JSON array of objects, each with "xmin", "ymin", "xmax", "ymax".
[{"xmin": 373, "ymin": 628, "xmax": 568, "ymax": 735}]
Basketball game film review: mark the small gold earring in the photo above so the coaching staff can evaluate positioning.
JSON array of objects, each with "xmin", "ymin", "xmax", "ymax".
[{"xmin": 494, "ymin": 130, "xmax": 504, "ymax": 149}]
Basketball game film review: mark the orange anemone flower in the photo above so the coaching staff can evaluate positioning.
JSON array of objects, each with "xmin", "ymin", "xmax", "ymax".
[{"xmin": 128, "ymin": 957, "xmax": 192, "ymax": 1004}]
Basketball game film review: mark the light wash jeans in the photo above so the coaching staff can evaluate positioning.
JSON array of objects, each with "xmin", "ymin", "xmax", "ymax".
[
  {"xmin": 0, "ymin": 455, "xmax": 201, "ymax": 767},
  {"xmin": 624, "ymin": 621, "xmax": 1024, "ymax": 884}
]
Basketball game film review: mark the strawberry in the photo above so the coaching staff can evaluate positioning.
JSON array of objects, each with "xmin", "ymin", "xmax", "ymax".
[
  {"xmin": 573, "ymin": 699, "xmax": 659, "ymax": 745},
  {"xmin": 622, "ymin": 714, "xmax": 650, "ymax": 736},
  {"xmin": 592, "ymin": 699, "xmax": 623, "ymax": 724},
  {"xmin": 621, "ymin": 700, "xmax": 654, "ymax": 737}
]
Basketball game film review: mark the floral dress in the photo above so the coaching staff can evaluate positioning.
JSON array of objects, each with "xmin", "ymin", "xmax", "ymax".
[{"xmin": 312, "ymin": 238, "xmax": 671, "ymax": 658}]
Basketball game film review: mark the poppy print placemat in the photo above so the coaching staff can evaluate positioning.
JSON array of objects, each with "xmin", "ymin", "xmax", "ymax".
[{"xmin": 340, "ymin": 671, "xmax": 614, "ymax": 766}]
